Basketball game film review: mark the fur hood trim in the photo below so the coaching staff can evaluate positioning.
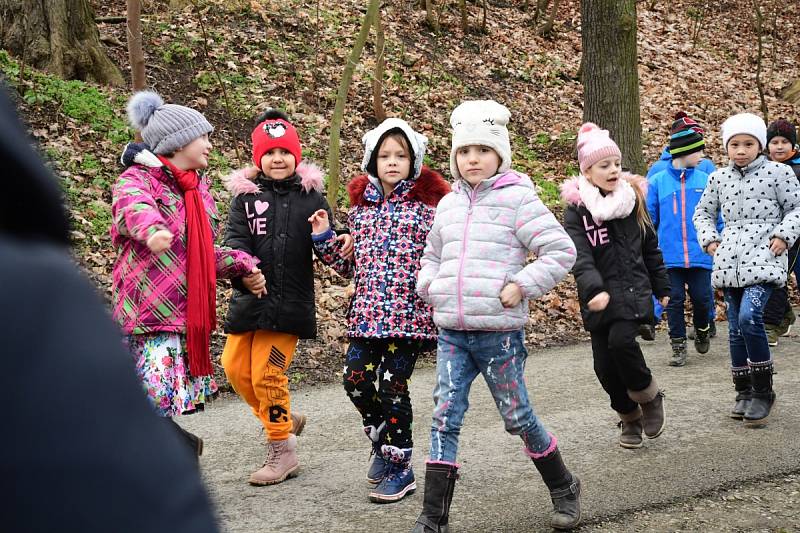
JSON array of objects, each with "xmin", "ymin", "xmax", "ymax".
[
  {"xmin": 223, "ymin": 161, "xmax": 325, "ymax": 197},
  {"xmin": 347, "ymin": 166, "xmax": 450, "ymax": 207}
]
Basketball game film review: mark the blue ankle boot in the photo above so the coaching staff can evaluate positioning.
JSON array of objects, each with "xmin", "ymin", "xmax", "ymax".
[
  {"xmin": 369, "ymin": 445, "xmax": 416, "ymax": 503},
  {"xmin": 364, "ymin": 423, "xmax": 390, "ymax": 484}
]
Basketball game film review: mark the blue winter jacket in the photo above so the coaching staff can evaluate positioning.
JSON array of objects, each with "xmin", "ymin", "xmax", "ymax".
[
  {"xmin": 647, "ymin": 165, "xmax": 721, "ymax": 270},
  {"xmin": 646, "ymin": 147, "xmax": 716, "ymax": 179}
]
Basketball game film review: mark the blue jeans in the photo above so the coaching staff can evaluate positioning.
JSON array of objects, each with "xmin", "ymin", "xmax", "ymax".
[
  {"xmin": 428, "ymin": 329, "xmax": 552, "ymax": 464},
  {"xmin": 723, "ymin": 285, "xmax": 774, "ymax": 367},
  {"xmin": 666, "ymin": 268, "xmax": 712, "ymax": 339}
]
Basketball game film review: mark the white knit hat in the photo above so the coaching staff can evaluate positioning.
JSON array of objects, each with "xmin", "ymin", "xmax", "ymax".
[
  {"xmin": 721, "ymin": 113, "xmax": 767, "ymax": 150},
  {"xmin": 361, "ymin": 118, "xmax": 428, "ymax": 179},
  {"xmin": 449, "ymin": 100, "xmax": 512, "ymax": 180}
]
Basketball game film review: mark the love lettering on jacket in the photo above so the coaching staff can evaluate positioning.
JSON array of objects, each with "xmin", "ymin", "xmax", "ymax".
[
  {"xmin": 245, "ymin": 200, "xmax": 270, "ymax": 235},
  {"xmin": 582, "ymin": 215, "xmax": 610, "ymax": 247}
]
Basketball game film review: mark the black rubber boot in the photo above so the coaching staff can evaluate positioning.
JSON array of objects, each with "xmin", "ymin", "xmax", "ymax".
[
  {"xmin": 411, "ymin": 463, "xmax": 459, "ymax": 533},
  {"xmin": 531, "ymin": 447, "xmax": 582, "ymax": 530},
  {"xmin": 744, "ymin": 361, "xmax": 775, "ymax": 426},
  {"xmin": 730, "ymin": 367, "xmax": 752, "ymax": 420}
]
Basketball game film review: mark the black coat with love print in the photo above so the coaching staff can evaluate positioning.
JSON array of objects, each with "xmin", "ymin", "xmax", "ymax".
[
  {"xmin": 564, "ymin": 199, "xmax": 670, "ymax": 332},
  {"xmin": 224, "ymin": 172, "xmax": 335, "ymax": 338}
]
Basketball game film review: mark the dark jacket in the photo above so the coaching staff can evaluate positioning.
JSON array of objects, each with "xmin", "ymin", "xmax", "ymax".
[
  {"xmin": 562, "ymin": 176, "xmax": 670, "ymax": 332},
  {"xmin": 1, "ymin": 86, "xmax": 216, "ymax": 533},
  {"xmin": 223, "ymin": 163, "xmax": 335, "ymax": 338}
]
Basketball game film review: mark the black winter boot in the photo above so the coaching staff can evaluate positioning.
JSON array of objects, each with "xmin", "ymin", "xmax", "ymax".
[
  {"xmin": 744, "ymin": 361, "xmax": 775, "ymax": 426},
  {"xmin": 730, "ymin": 367, "xmax": 752, "ymax": 420},
  {"xmin": 531, "ymin": 447, "xmax": 582, "ymax": 530},
  {"xmin": 411, "ymin": 463, "xmax": 459, "ymax": 533}
]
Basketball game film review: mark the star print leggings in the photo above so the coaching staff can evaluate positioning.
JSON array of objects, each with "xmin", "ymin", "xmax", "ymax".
[{"xmin": 343, "ymin": 338, "xmax": 435, "ymax": 449}]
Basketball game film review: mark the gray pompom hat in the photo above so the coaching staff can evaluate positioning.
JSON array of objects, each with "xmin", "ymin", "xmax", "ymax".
[{"xmin": 126, "ymin": 91, "xmax": 213, "ymax": 154}]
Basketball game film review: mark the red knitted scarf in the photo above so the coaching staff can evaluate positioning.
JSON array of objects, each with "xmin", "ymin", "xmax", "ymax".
[{"xmin": 158, "ymin": 155, "xmax": 216, "ymax": 377}]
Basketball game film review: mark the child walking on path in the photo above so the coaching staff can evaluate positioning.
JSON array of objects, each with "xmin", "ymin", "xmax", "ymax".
[
  {"xmin": 412, "ymin": 101, "xmax": 581, "ymax": 532},
  {"xmin": 647, "ymin": 112, "xmax": 718, "ymax": 340},
  {"xmin": 562, "ymin": 123, "xmax": 670, "ymax": 450},
  {"xmin": 693, "ymin": 113, "xmax": 800, "ymax": 426},
  {"xmin": 646, "ymin": 112, "xmax": 717, "ymax": 366},
  {"xmin": 111, "ymin": 91, "xmax": 260, "ymax": 456},
  {"xmin": 761, "ymin": 119, "xmax": 800, "ymax": 345},
  {"xmin": 221, "ymin": 110, "xmax": 353, "ymax": 485},
  {"xmin": 309, "ymin": 118, "xmax": 450, "ymax": 503}
]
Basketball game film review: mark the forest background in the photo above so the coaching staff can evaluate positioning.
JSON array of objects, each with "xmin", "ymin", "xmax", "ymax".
[{"xmin": 1, "ymin": 0, "xmax": 798, "ymax": 388}]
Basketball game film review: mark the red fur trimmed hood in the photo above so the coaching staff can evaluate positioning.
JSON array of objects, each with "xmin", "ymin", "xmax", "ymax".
[{"xmin": 347, "ymin": 166, "xmax": 451, "ymax": 207}]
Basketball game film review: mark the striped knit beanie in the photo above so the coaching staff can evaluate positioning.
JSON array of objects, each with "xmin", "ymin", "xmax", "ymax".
[{"xmin": 668, "ymin": 112, "xmax": 705, "ymax": 157}]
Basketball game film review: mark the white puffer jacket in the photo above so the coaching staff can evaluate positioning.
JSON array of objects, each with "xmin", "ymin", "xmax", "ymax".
[
  {"xmin": 693, "ymin": 155, "xmax": 800, "ymax": 288},
  {"xmin": 417, "ymin": 170, "xmax": 576, "ymax": 331}
]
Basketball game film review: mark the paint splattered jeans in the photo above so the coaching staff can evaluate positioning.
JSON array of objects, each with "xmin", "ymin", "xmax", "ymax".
[
  {"xmin": 723, "ymin": 284, "xmax": 774, "ymax": 367},
  {"xmin": 428, "ymin": 328, "xmax": 552, "ymax": 464}
]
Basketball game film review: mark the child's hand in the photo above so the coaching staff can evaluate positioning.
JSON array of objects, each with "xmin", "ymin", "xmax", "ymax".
[
  {"xmin": 499, "ymin": 282, "xmax": 524, "ymax": 308},
  {"xmin": 243, "ymin": 267, "xmax": 267, "ymax": 298},
  {"xmin": 770, "ymin": 237, "xmax": 788, "ymax": 256},
  {"xmin": 308, "ymin": 209, "xmax": 330, "ymax": 234},
  {"xmin": 146, "ymin": 229, "xmax": 174, "ymax": 254},
  {"xmin": 337, "ymin": 233, "xmax": 354, "ymax": 259},
  {"xmin": 706, "ymin": 242, "xmax": 720, "ymax": 256},
  {"xmin": 659, "ymin": 296, "xmax": 670, "ymax": 308},
  {"xmin": 587, "ymin": 291, "xmax": 610, "ymax": 312}
]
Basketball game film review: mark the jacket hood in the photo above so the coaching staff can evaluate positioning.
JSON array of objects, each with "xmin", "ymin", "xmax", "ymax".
[
  {"xmin": 657, "ymin": 146, "xmax": 671, "ymax": 161},
  {"xmin": 361, "ymin": 118, "xmax": 428, "ymax": 180},
  {"xmin": 223, "ymin": 161, "xmax": 325, "ymax": 197},
  {"xmin": 560, "ymin": 171, "xmax": 647, "ymax": 206},
  {"xmin": 347, "ymin": 166, "xmax": 450, "ymax": 207}
]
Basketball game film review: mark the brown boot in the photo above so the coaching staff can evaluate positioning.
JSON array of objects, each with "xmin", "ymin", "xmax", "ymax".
[
  {"xmin": 249, "ymin": 434, "xmax": 299, "ymax": 486},
  {"xmin": 290, "ymin": 412, "xmax": 306, "ymax": 436},
  {"xmin": 617, "ymin": 407, "xmax": 643, "ymax": 449},
  {"xmin": 629, "ymin": 381, "xmax": 665, "ymax": 439}
]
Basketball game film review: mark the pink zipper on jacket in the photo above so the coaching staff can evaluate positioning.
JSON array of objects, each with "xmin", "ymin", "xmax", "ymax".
[
  {"xmin": 680, "ymin": 170, "xmax": 690, "ymax": 268},
  {"xmin": 456, "ymin": 185, "xmax": 478, "ymax": 330}
]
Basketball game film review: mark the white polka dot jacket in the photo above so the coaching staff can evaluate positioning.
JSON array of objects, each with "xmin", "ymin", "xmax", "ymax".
[{"xmin": 692, "ymin": 155, "xmax": 800, "ymax": 289}]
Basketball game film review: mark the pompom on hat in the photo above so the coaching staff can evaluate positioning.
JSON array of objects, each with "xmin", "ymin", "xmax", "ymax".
[
  {"xmin": 251, "ymin": 110, "xmax": 302, "ymax": 168},
  {"xmin": 576, "ymin": 122, "xmax": 622, "ymax": 173},
  {"xmin": 668, "ymin": 111, "xmax": 705, "ymax": 157},
  {"xmin": 721, "ymin": 113, "xmax": 767, "ymax": 150},
  {"xmin": 126, "ymin": 91, "xmax": 213, "ymax": 155},
  {"xmin": 449, "ymin": 100, "xmax": 512, "ymax": 180}
]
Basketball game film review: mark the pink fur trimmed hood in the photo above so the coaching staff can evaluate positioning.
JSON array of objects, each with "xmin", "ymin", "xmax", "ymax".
[
  {"xmin": 560, "ymin": 171, "xmax": 647, "ymax": 206},
  {"xmin": 223, "ymin": 161, "xmax": 325, "ymax": 196}
]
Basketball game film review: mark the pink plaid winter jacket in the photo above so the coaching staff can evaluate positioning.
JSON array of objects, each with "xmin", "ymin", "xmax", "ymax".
[{"xmin": 110, "ymin": 152, "xmax": 258, "ymax": 335}]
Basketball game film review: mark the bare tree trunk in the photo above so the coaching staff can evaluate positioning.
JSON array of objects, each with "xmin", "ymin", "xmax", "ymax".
[
  {"xmin": 372, "ymin": 6, "xmax": 386, "ymax": 122},
  {"xmin": 424, "ymin": 0, "xmax": 439, "ymax": 32},
  {"xmin": 753, "ymin": 0, "xmax": 769, "ymax": 122},
  {"xmin": 581, "ymin": 0, "xmax": 645, "ymax": 174},
  {"xmin": 537, "ymin": 0, "xmax": 560, "ymax": 36},
  {"xmin": 326, "ymin": 0, "xmax": 380, "ymax": 212},
  {"xmin": 533, "ymin": 0, "xmax": 548, "ymax": 25},
  {"xmin": 0, "ymin": 0, "xmax": 123, "ymax": 85},
  {"xmin": 481, "ymin": 0, "xmax": 488, "ymax": 33},
  {"xmin": 459, "ymin": 0, "xmax": 468, "ymax": 32},
  {"xmin": 127, "ymin": 0, "xmax": 145, "ymax": 142},
  {"xmin": 126, "ymin": 0, "xmax": 146, "ymax": 92}
]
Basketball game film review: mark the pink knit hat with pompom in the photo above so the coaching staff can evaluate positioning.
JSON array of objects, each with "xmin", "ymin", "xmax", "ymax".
[{"xmin": 577, "ymin": 122, "xmax": 622, "ymax": 173}]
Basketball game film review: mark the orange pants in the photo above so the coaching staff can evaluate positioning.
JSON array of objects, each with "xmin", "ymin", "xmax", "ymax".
[{"xmin": 221, "ymin": 331, "xmax": 299, "ymax": 441}]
